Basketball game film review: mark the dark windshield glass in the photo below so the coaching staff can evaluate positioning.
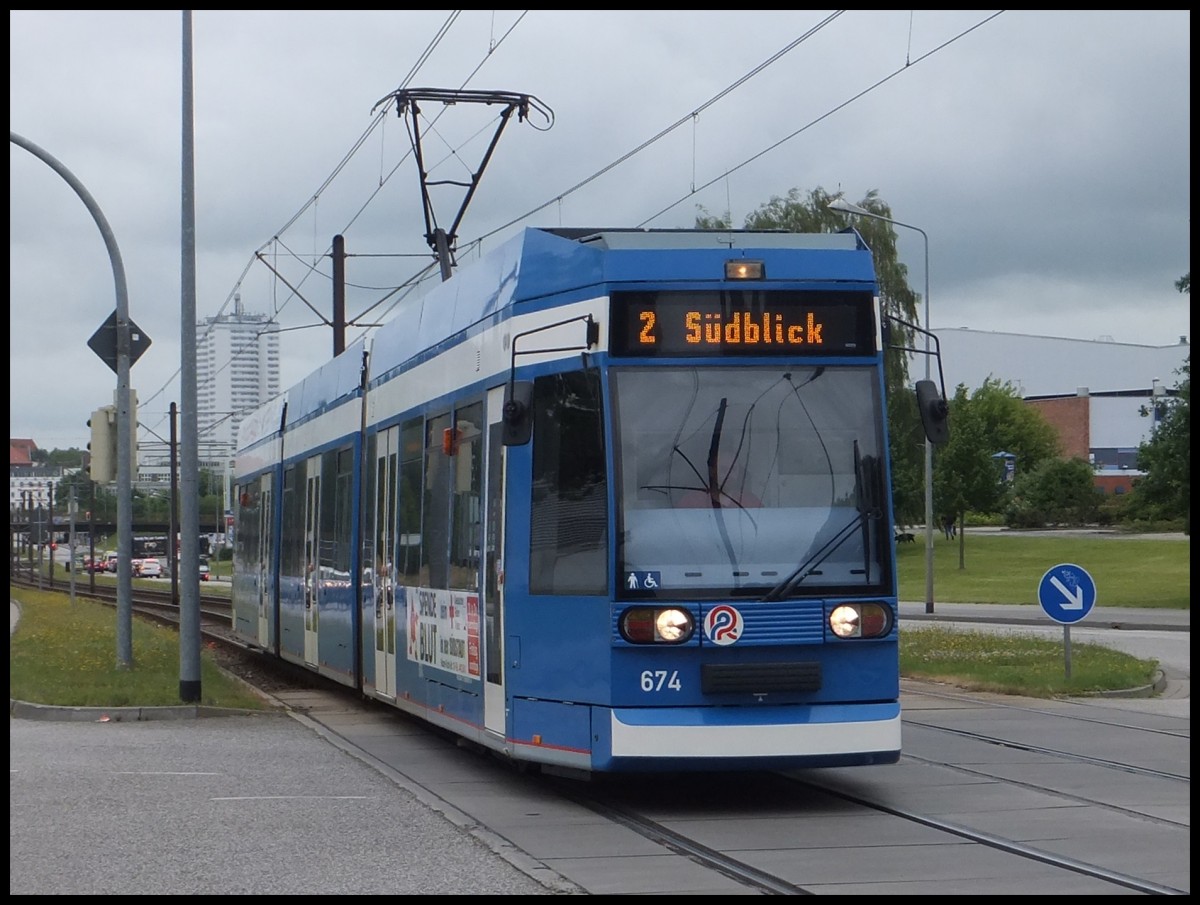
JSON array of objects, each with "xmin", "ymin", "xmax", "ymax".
[{"xmin": 612, "ymin": 365, "xmax": 889, "ymax": 598}]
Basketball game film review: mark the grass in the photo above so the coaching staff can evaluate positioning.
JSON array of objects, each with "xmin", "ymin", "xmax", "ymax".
[
  {"xmin": 8, "ymin": 586, "xmax": 269, "ymax": 710},
  {"xmin": 899, "ymin": 623, "xmax": 1158, "ymax": 697},
  {"xmin": 9, "ymin": 534, "xmax": 1185, "ymax": 707},
  {"xmin": 896, "ymin": 533, "xmax": 1190, "ymax": 608}
]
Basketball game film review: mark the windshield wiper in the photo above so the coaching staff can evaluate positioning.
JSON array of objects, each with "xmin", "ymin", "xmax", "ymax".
[
  {"xmin": 640, "ymin": 396, "xmax": 755, "ymax": 510},
  {"xmin": 761, "ymin": 512, "xmax": 869, "ymax": 601},
  {"xmin": 705, "ymin": 397, "xmax": 727, "ymax": 507},
  {"xmin": 762, "ymin": 441, "xmax": 883, "ymax": 601}
]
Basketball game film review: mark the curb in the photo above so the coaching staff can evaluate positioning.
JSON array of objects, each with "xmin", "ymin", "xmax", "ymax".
[
  {"xmin": 900, "ymin": 613, "xmax": 1189, "ymax": 633},
  {"xmin": 1082, "ymin": 668, "xmax": 1168, "ymax": 699},
  {"xmin": 9, "ymin": 697, "xmax": 285, "ymax": 722}
]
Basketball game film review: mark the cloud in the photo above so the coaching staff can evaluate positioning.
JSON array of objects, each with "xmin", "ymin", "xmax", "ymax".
[{"xmin": 9, "ymin": 10, "xmax": 1190, "ymax": 450}]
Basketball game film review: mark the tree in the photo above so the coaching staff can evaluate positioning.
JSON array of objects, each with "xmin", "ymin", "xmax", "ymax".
[
  {"xmin": 46, "ymin": 448, "xmax": 85, "ymax": 468},
  {"xmin": 1124, "ymin": 274, "xmax": 1190, "ymax": 533},
  {"xmin": 961, "ymin": 377, "xmax": 1061, "ymax": 482},
  {"xmin": 1005, "ymin": 457, "xmax": 1101, "ymax": 528},
  {"xmin": 1129, "ymin": 357, "xmax": 1190, "ymax": 532},
  {"xmin": 933, "ymin": 385, "xmax": 1006, "ymax": 568},
  {"xmin": 697, "ymin": 187, "xmax": 929, "ymax": 522},
  {"xmin": 933, "ymin": 378, "xmax": 1061, "ymax": 561}
]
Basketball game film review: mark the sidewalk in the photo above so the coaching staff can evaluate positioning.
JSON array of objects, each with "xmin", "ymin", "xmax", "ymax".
[{"xmin": 899, "ymin": 600, "xmax": 1190, "ymax": 632}]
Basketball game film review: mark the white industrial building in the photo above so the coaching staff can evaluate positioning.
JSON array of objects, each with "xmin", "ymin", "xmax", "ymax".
[{"xmin": 926, "ymin": 328, "xmax": 1190, "ymax": 493}]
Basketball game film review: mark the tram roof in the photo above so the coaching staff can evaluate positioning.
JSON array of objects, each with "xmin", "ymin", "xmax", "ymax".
[
  {"xmin": 241, "ymin": 226, "xmax": 878, "ymax": 443},
  {"xmin": 537, "ymin": 226, "xmax": 866, "ymax": 251}
]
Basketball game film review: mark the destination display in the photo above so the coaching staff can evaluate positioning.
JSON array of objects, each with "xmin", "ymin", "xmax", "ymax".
[{"xmin": 610, "ymin": 290, "xmax": 877, "ymax": 357}]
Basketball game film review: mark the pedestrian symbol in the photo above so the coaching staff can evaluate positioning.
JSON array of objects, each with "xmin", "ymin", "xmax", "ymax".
[{"xmin": 625, "ymin": 571, "xmax": 661, "ymax": 591}]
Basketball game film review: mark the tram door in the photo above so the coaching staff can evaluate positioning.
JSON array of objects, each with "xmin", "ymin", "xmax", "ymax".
[
  {"xmin": 256, "ymin": 474, "xmax": 273, "ymax": 648},
  {"xmin": 372, "ymin": 427, "xmax": 398, "ymax": 699},
  {"xmin": 484, "ymin": 387, "xmax": 507, "ymax": 736},
  {"xmin": 303, "ymin": 455, "xmax": 321, "ymax": 667}
]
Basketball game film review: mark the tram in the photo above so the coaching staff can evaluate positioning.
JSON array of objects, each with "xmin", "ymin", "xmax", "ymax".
[{"xmin": 232, "ymin": 226, "xmax": 948, "ymax": 774}]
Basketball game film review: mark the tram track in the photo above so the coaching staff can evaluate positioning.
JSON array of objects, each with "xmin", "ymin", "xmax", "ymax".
[
  {"xmin": 11, "ymin": 566, "xmax": 1189, "ymax": 894},
  {"xmin": 538, "ymin": 760, "xmax": 1188, "ymax": 895},
  {"xmin": 9, "ymin": 568, "xmax": 242, "ymax": 651}
]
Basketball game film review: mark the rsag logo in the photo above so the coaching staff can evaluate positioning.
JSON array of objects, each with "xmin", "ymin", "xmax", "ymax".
[{"xmin": 703, "ymin": 605, "xmax": 743, "ymax": 646}]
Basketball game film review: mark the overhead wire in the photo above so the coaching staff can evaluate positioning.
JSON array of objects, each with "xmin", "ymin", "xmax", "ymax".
[
  {"xmin": 136, "ymin": 10, "xmax": 473, "ymax": 438},
  {"xmin": 462, "ymin": 11, "xmax": 846, "ymax": 250},
  {"xmin": 140, "ymin": 10, "xmax": 1004, "ymax": 445},
  {"xmin": 635, "ymin": 11, "xmax": 1006, "ymax": 227}
]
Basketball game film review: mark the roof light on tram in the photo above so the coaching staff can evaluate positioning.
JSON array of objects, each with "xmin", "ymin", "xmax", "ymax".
[{"xmin": 725, "ymin": 259, "xmax": 765, "ymax": 280}]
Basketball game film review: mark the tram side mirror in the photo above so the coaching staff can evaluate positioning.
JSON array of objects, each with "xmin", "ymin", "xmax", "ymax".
[
  {"xmin": 916, "ymin": 379, "xmax": 950, "ymax": 446},
  {"xmin": 502, "ymin": 380, "xmax": 534, "ymax": 446}
]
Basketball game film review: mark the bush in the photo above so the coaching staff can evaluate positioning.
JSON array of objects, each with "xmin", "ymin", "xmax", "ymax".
[{"xmin": 1003, "ymin": 457, "xmax": 1101, "ymax": 527}]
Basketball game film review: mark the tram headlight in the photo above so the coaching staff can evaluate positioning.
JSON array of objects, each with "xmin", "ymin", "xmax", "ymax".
[
  {"xmin": 619, "ymin": 607, "xmax": 695, "ymax": 644},
  {"xmin": 829, "ymin": 602, "xmax": 894, "ymax": 639}
]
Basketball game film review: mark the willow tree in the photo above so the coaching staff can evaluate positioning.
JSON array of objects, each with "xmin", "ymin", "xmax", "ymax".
[{"xmin": 697, "ymin": 187, "xmax": 928, "ymax": 524}]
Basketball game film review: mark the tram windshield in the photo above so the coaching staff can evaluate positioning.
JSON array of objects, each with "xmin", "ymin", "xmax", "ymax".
[{"xmin": 612, "ymin": 365, "xmax": 889, "ymax": 599}]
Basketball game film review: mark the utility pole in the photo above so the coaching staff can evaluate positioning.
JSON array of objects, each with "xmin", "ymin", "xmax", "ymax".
[
  {"xmin": 68, "ymin": 484, "xmax": 77, "ymax": 606},
  {"xmin": 169, "ymin": 402, "xmax": 180, "ymax": 609},
  {"xmin": 178, "ymin": 10, "xmax": 202, "ymax": 702},
  {"xmin": 47, "ymin": 481, "xmax": 55, "ymax": 583},
  {"xmin": 88, "ymin": 488, "xmax": 96, "ymax": 594},
  {"xmin": 332, "ymin": 234, "xmax": 346, "ymax": 356}
]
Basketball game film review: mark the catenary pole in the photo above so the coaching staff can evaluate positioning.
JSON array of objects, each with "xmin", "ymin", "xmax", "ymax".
[{"xmin": 179, "ymin": 10, "xmax": 202, "ymax": 702}]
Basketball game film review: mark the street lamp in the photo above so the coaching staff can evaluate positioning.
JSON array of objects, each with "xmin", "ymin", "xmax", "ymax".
[{"xmin": 827, "ymin": 196, "xmax": 935, "ymax": 614}]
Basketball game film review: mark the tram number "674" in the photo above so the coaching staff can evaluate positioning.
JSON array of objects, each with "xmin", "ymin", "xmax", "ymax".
[{"xmin": 640, "ymin": 669, "xmax": 682, "ymax": 692}]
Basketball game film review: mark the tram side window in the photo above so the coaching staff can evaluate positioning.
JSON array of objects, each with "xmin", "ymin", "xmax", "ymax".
[
  {"xmin": 281, "ymin": 465, "xmax": 302, "ymax": 577},
  {"xmin": 396, "ymin": 418, "xmax": 424, "ymax": 586},
  {"xmin": 529, "ymin": 370, "xmax": 607, "ymax": 595},
  {"xmin": 234, "ymin": 482, "xmax": 260, "ymax": 570},
  {"xmin": 319, "ymin": 446, "xmax": 354, "ymax": 578},
  {"xmin": 449, "ymin": 401, "xmax": 483, "ymax": 591},
  {"xmin": 423, "ymin": 413, "xmax": 453, "ymax": 589}
]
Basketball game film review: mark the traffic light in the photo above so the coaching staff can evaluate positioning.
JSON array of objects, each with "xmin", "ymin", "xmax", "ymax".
[
  {"xmin": 87, "ymin": 405, "xmax": 117, "ymax": 484},
  {"xmin": 87, "ymin": 391, "xmax": 139, "ymax": 484}
]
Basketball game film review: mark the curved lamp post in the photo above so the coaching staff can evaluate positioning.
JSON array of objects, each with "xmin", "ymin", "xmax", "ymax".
[
  {"xmin": 11, "ymin": 129, "xmax": 138, "ymax": 659},
  {"xmin": 827, "ymin": 197, "xmax": 935, "ymax": 614}
]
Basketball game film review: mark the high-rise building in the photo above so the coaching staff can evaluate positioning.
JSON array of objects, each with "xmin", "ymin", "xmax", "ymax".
[{"xmin": 196, "ymin": 294, "xmax": 281, "ymax": 455}]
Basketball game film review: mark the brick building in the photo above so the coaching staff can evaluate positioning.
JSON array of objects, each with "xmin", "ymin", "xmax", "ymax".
[{"xmin": 929, "ymin": 329, "xmax": 1188, "ymax": 496}]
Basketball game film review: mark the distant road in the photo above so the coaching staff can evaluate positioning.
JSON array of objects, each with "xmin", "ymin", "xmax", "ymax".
[{"xmin": 948, "ymin": 526, "xmax": 1189, "ymax": 541}]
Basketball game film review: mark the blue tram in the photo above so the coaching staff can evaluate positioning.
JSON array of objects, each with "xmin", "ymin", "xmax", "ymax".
[{"xmin": 232, "ymin": 226, "xmax": 948, "ymax": 774}]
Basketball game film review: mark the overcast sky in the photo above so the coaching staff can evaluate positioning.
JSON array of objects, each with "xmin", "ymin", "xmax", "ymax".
[{"xmin": 10, "ymin": 10, "xmax": 1191, "ymax": 451}]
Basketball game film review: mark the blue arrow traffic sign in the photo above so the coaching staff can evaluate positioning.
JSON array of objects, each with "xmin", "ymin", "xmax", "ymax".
[{"xmin": 1037, "ymin": 563, "xmax": 1097, "ymax": 625}]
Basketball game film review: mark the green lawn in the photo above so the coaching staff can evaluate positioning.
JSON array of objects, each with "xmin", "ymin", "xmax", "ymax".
[
  {"xmin": 9, "ymin": 586, "xmax": 269, "ymax": 710},
  {"xmin": 10, "ymin": 534, "xmax": 1185, "ymax": 707},
  {"xmin": 897, "ymin": 534, "xmax": 1189, "ymax": 609}
]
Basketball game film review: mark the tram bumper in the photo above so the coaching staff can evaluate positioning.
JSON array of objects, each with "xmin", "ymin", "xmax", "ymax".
[{"xmin": 597, "ymin": 701, "xmax": 901, "ymax": 773}]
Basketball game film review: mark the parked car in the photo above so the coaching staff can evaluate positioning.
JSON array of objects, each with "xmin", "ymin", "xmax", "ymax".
[
  {"xmin": 137, "ymin": 558, "xmax": 163, "ymax": 578},
  {"xmin": 198, "ymin": 561, "xmax": 211, "ymax": 582}
]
